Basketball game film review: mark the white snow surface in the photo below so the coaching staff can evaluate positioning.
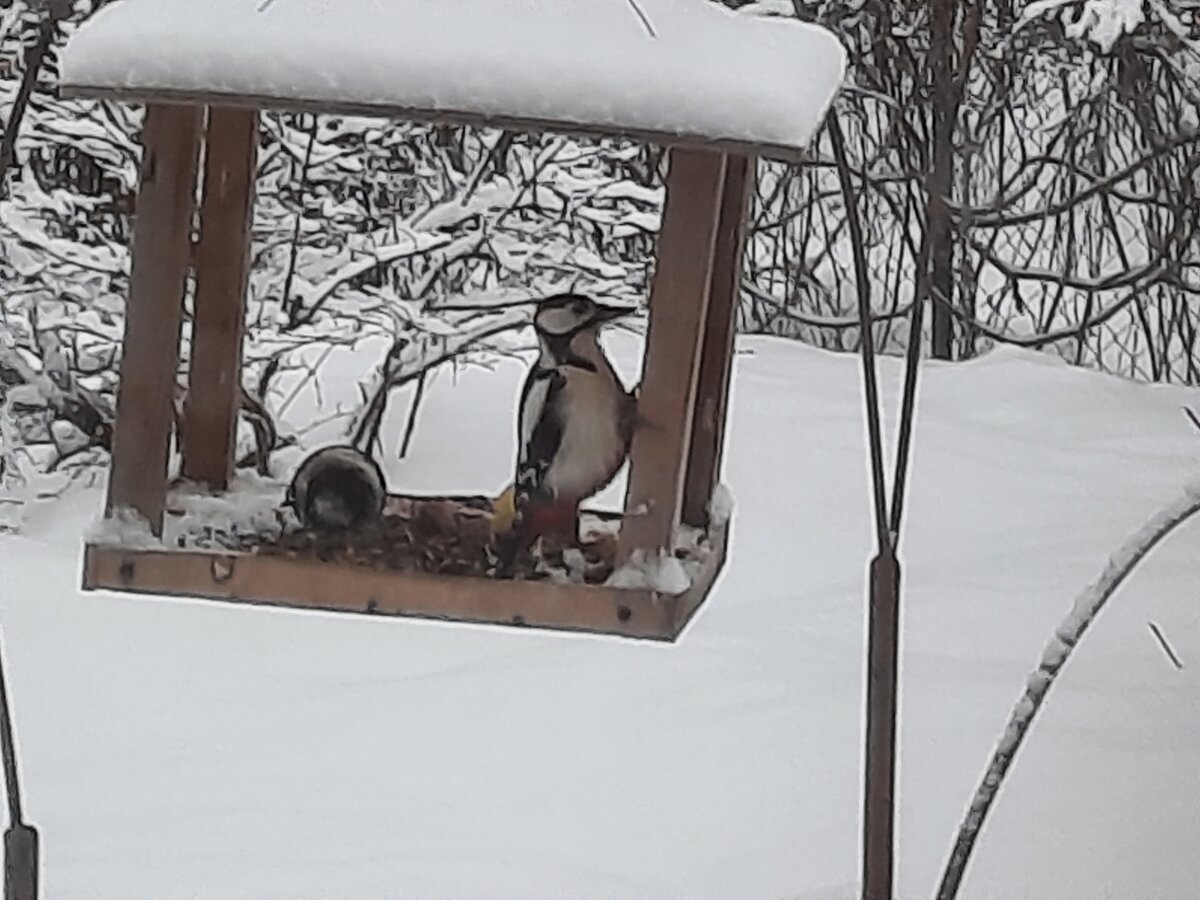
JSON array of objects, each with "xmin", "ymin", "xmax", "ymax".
[
  {"xmin": 58, "ymin": 0, "xmax": 846, "ymax": 155},
  {"xmin": 3, "ymin": 335, "xmax": 1200, "ymax": 899},
  {"xmin": 606, "ymin": 547, "xmax": 694, "ymax": 593}
]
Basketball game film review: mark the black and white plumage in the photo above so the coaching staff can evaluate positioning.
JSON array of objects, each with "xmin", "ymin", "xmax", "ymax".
[
  {"xmin": 286, "ymin": 445, "xmax": 386, "ymax": 532},
  {"xmin": 511, "ymin": 293, "xmax": 637, "ymax": 542}
]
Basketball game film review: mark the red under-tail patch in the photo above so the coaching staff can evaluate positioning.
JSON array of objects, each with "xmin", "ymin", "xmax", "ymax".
[{"xmin": 522, "ymin": 499, "xmax": 579, "ymax": 538}]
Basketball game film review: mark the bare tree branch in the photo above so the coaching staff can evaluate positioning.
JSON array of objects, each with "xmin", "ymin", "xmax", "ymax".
[{"xmin": 936, "ymin": 480, "xmax": 1200, "ymax": 900}]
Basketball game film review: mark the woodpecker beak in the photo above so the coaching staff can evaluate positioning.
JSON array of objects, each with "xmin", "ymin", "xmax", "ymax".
[{"xmin": 593, "ymin": 303, "xmax": 636, "ymax": 323}]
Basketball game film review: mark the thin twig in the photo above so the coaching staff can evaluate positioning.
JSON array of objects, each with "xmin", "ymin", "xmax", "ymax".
[
  {"xmin": 1184, "ymin": 406, "xmax": 1200, "ymax": 435},
  {"xmin": 953, "ymin": 130, "xmax": 1200, "ymax": 228},
  {"xmin": 625, "ymin": 0, "xmax": 657, "ymax": 37},
  {"xmin": 928, "ymin": 277, "xmax": 1164, "ymax": 350},
  {"xmin": 349, "ymin": 311, "xmax": 527, "ymax": 449},
  {"xmin": 740, "ymin": 279, "xmax": 914, "ymax": 330},
  {"xmin": 936, "ymin": 482, "xmax": 1200, "ymax": 900},
  {"xmin": 398, "ymin": 370, "xmax": 427, "ymax": 459},
  {"xmin": 274, "ymin": 343, "xmax": 335, "ymax": 420},
  {"xmin": 282, "ymin": 114, "xmax": 319, "ymax": 328},
  {"xmin": 1147, "ymin": 621, "xmax": 1184, "ymax": 670}
]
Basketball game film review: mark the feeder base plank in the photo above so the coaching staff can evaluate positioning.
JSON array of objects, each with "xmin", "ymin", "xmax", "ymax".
[{"xmin": 80, "ymin": 522, "xmax": 728, "ymax": 642}]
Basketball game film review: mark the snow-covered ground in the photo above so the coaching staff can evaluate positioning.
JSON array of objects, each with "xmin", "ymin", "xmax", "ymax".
[{"xmin": 1, "ymin": 334, "xmax": 1197, "ymax": 900}]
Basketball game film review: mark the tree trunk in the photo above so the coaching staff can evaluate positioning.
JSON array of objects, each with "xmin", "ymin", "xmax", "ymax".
[{"xmin": 928, "ymin": 0, "xmax": 957, "ymax": 360}]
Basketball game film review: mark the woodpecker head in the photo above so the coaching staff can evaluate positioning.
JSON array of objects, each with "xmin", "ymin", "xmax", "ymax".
[{"xmin": 532, "ymin": 294, "xmax": 633, "ymax": 366}]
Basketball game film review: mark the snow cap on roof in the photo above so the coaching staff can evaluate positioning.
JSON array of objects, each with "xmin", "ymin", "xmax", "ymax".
[{"xmin": 58, "ymin": 0, "xmax": 846, "ymax": 160}]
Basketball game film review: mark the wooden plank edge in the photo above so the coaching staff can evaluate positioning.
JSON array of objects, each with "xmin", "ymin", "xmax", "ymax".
[
  {"xmin": 80, "ymin": 544, "xmax": 686, "ymax": 642},
  {"xmin": 58, "ymin": 84, "xmax": 804, "ymax": 164}
]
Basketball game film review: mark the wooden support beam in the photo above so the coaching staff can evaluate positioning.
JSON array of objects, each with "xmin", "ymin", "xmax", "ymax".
[
  {"xmin": 618, "ymin": 149, "xmax": 727, "ymax": 562},
  {"xmin": 59, "ymin": 84, "xmax": 810, "ymax": 166},
  {"xmin": 182, "ymin": 107, "xmax": 259, "ymax": 488},
  {"xmin": 682, "ymin": 155, "xmax": 753, "ymax": 527},
  {"xmin": 105, "ymin": 103, "xmax": 203, "ymax": 534}
]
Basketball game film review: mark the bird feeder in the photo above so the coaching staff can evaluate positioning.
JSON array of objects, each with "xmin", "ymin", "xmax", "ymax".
[{"xmin": 59, "ymin": 0, "xmax": 845, "ymax": 641}]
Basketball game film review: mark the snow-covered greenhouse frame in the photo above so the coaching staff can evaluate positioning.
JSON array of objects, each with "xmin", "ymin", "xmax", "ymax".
[{"xmin": 57, "ymin": 0, "xmax": 846, "ymax": 641}]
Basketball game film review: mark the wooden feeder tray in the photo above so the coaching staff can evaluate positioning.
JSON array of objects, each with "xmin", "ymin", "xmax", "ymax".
[
  {"xmin": 52, "ymin": 0, "xmax": 836, "ymax": 643},
  {"xmin": 82, "ymin": 493, "xmax": 730, "ymax": 641}
]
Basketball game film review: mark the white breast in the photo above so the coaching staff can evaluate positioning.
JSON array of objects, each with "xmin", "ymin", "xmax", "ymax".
[
  {"xmin": 545, "ymin": 367, "xmax": 626, "ymax": 500},
  {"xmin": 518, "ymin": 372, "xmax": 552, "ymax": 458}
]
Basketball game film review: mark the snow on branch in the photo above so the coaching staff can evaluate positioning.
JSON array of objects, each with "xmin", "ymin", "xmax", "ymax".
[
  {"xmin": 935, "ymin": 473, "xmax": 1200, "ymax": 900},
  {"xmin": 285, "ymin": 231, "xmax": 456, "ymax": 327},
  {"xmin": 952, "ymin": 130, "xmax": 1200, "ymax": 230},
  {"xmin": 927, "ymin": 280, "xmax": 1162, "ymax": 350},
  {"xmin": 347, "ymin": 304, "xmax": 531, "ymax": 453},
  {"xmin": 1018, "ymin": 0, "xmax": 1146, "ymax": 53},
  {"xmin": 1019, "ymin": 0, "xmax": 1200, "ymax": 57},
  {"xmin": 741, "ymin": 278, "xmax": 914, "ymax": 331}
]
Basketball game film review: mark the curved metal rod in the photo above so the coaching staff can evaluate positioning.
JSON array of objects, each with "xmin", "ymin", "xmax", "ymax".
[{"xmin": 827, "ymin": 112, "xmax": 891, "ymax": 552}]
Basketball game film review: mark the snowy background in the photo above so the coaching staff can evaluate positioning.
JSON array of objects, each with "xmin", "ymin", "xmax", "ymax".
[
  {"xmin": 2, "ymin": 0, "xmax": 1200, "ymax": 897},
  {"xmin": 4, "ymin": 336, "xmax": 1200, "ymax": 900},
  {"xmin": 4, "ymin": 0, "xmax": 1200, "ymax": 521}
]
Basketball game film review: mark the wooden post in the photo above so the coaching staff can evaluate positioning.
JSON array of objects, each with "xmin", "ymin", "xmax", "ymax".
[
  {"xmin": 618, "ymin": 149, "xmax": 727, "ymax": 562},
  {"xmin": 681, "ymin": 155, "xmax": 753, "ymax": 527},
  {"xmin": 105, "ymin": 103, "xmax": 203, "ymax": 534},
  {"xmin": 182, "ymin": 107, "xmax": 258, "ymax": 488}
]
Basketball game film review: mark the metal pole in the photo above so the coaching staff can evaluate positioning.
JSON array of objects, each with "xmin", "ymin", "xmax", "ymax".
[
  {"xmin": 825, "ymin": 112, "xmax": 905, "ymax": 900},
  {"xmin": 0, "ymin": 625, "xmax": 38, "ymax": 900},
  {"xmin": 862, "ymin": 547, "xmax": 901, "ymax": 900}
]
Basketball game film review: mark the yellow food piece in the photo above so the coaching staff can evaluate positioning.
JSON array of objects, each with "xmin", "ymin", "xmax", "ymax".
[{"xmin": 490, "ymin": 484, "xmax": 517, "ymax": 536}]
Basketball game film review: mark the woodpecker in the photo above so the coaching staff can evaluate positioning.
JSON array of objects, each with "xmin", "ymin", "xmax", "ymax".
[
  {"xmin": 286, "ymin": 445, "xmax": 386, "ymax": 532},
  {"xmin": 503, "ymin": 293, "xmax": 636, "ymax": 561}
]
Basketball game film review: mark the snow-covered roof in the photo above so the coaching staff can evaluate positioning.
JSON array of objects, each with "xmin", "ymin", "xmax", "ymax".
[{"xmin": 57, "ymin": 0, "xmax": 846, "ymax": 161}]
